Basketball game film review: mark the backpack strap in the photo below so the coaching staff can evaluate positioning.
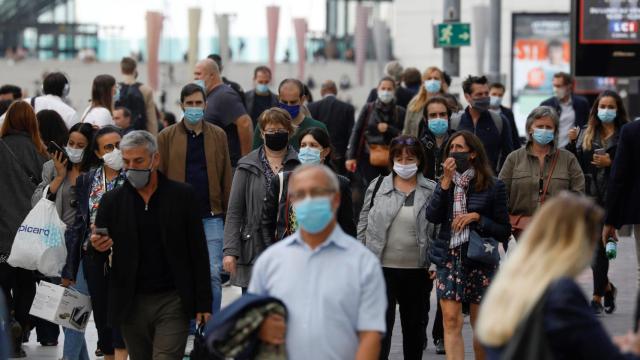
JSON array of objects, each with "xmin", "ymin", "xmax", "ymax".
[
  {"xmin": 488, "ymin": 110, "xmax": 504, "ymax": 135},
  {"xmin": 369, "ymin": 175, "xmax": 385, "ymax": 209}
]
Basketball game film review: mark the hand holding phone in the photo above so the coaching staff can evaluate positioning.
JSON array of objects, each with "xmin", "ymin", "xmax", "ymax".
[
  {"xmin": 594, "ymin": 148, "xmax": 606, "ymax": 156},
  {"xmin": 47, "ymin": 141, "xmax": 69, "ymax": 162}
]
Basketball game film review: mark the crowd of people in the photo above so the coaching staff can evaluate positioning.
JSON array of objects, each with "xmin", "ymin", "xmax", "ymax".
[{"xmin": 1, "ymin": 56, "xmax": 640, "ymax": 360}]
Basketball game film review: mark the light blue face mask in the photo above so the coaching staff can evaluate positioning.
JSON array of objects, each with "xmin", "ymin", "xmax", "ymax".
[
  {"xmin": 597, "ymin": 108, "xmax": 616, "ymax": 123},
  {"xmin": 532, "ymin": 128, "xmax": 555, "ymax": 145},
  {"xmin": 298, "ymin": 147, "xmax": 322, "ymax": 164},
  {"xmin": 293, "ymin": 196, "xmax": 334, "ymax": 234},
  {"xmin": 256, "ymin": 83, "xmax": 269, "ymax": 94},
  {"xmin": 184, "ymin": 107, "xmax": 204, "ymax": 125},
  {"xmin": 424, "ymin": 79, "xmax": 441, "ymax": 93},
  {"xmin": 194, "ymin": 79, "xmax": 206, "ymax": 91},
  {"xmin": 428, "ymin": 118, "xmax": 448, "ymax": 136}
]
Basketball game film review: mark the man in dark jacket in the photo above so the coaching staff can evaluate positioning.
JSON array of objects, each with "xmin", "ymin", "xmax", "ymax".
[
  {"xmin": 489, "ymin": 82, "xmax": 521, "ymax": 149},
  {"xmin": 91, "ymin": 130, "xmax": 212, "ymax": 359},
  {"xmin": 540, "ymin": 72, "xmax": 590, "ymax": 148},
  {"xmin": 603, "ymin": 119, "xmax": 640, "ymax": 287},
  {"xmin": 307, "ymin": 80, "xmax": 355, "ymax": 172},
  {"xmin": 244, "ymin": 66, "xmax": 278, "ymax": 128}
]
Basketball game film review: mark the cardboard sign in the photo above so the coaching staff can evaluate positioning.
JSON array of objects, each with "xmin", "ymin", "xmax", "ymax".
[{"xmin": 29, "ymin": 281, "xmax": 92, "ymax": 331}]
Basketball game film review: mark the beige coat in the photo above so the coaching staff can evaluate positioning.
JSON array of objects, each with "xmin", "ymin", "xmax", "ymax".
[{"xmin": 499, "ymin": 145, "xmax": 585, "ymax": 217}]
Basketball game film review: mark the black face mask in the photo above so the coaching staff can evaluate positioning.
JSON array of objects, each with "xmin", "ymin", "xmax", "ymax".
[
  {"xmin": 451, "ymin": 152, "xmax": 471, "ymax": 173},
  {"xmin": 264, "ymin": 132, "xmax": 289, "ymax": 151}
]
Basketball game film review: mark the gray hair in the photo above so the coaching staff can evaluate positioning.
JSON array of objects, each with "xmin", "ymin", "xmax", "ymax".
[
  {"xmin": 120, "ymin": 130, "xmax": 158, "ymax": 154},
  {"xmin": 525, "ymin": 106, "xmax": 560, "ymax": 146},
  {"xmin": 289, "ymin": 164, "xmax": 340, "ymax": 194},
  {"xmin": 384, "ymin": 61, "xmax": 403, "ymax": 82}
]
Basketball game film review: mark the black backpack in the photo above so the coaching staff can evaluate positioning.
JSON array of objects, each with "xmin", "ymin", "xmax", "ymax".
[{"xmin": 116, "ymin": 82, "xmax": 147, "ymax": 130}]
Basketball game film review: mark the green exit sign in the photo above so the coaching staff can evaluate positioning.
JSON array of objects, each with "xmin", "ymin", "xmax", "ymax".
[{"xmin": 435, "ymin": 23, "xmax": 471, "ymax": 47}]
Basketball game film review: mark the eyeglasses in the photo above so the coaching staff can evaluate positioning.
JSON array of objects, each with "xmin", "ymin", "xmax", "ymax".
[
  {"xmin": 103, "ymin": 142, "xmax": 120, "ymax": 152},
  {"xmin": 391, "ymin": 137, "xmax": 417, "ymax": 146},
  {"xmin": 288, "ymin": 188, "xmax": 335, "ymax": 202}
]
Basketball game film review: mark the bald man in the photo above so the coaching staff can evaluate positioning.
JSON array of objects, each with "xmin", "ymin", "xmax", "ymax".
[
  {"xmin": 307, "ymin": 80, "xmax": 355, "ymax": 172},
  {"xmin": 194, "ymin": 59, "xmax": 253, "ymax": 167}
]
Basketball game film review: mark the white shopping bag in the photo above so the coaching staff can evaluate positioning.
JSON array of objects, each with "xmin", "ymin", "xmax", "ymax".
[
  {"xmin": 7, "ymin": 186, "xmax": 67, "ymax": 276},
  {"xmin": 30, "ymin": 281, "xmax": 92, "ymax": 331}
]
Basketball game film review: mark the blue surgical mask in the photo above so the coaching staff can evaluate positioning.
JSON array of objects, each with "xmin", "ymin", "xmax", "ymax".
[
  {"xmin": 424, "ymin": 79, "xmax": 441, "ymax": 93},
  {"xmin": 278, "ymin": 102, "xmax": 300, "ymax": 119},
  {"xmin": 298, "ymin": 147, "xmax": 322, "ymax": 164},
  {"xmin": 490, "ymin": 96, "xmax": 502, "ymax": 107},
  {"xmin": 597, "ymin": 108, "xmax": 617, "ymax": 123},
  {"xmin": 256, "ymin": 83, "xmax": 269, "ymax": 94},
  {"xmin": 428, "ymin": 118, "xmax": 448, "ymax": 136},
  {"xmin": 377, "ymin": 90, "xmax": 394, "ymax": 104},
  {"xmin": 293, "ymin": 196, "xmax": 334, "ymax": 234},
  {"xmin": 183, "ymin": 107, "xmax": 204, "ymax": 125},
  {"xmin": 532, "ymin": 128, "xmax": 555, "ymax": 145},
  {"xmin": 194, "ymin": 79, "xmax": 206, "ymax": 91}
]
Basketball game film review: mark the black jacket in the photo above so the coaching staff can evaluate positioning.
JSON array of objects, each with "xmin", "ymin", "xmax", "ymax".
[
  {"xmin": 346, "ymin": 101, "xmax": 406, "ymax": 161},
  {"xmin": 425, "ymin": 178, "xmax": 511, "ymax": 268},
  {"xmin": 261, "ymin": 172, "xmax": 355, "ymax": 245},
  {"xmin": 244, "ymin": 89, "xmax": 278, "ymax": 127},
  {"xmin": 540, "ymin": 94, "xmax": 590, "ymax": 129},
  {"xmin": 605, "ymin": 120, "xmax": 640, "ymax": 228},
  {"xmin": 62, "ymin": 168, "xmax": 98, "ymax": 281},
  {"xmin": 307, "ymin": 96, "xmax": 355, "ymax": 159},
  {"xmin": 420, "ymin": 129, "xmax": 454, "ymax": 181},
  {"xmin": 94, "ymin": 173, "xmax": 212, "ymax": 325}
]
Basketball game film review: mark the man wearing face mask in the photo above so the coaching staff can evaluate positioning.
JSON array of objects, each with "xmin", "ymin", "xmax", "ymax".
[
  {"xmin": 244, "ymin": 66, "xmax": 278, "ymax": 128},
  {"xmin": 540, "ymin": 72, "xmax": 590, "ymax": 148},
  {"xmin": 249, "ymin": 164, "xmax": 387, "ymax": 360},
  {"xmin": 194, "ymin": 58, "xmax": 252, "ymax": 168},
  {"xmin": 251, "ymin": 78, "xmax": 327, "ymax": 150},
  {"xmin": 91, "ymin": 131, "xmax": 212, "ymax": 359},
  {"xmin": 450, "ymin": 75, "xmax": 514, "ymax": 172},
  {"xmin": 489, "ymin": 82, "xmax": 521, "ymax": 150},
  {"xmin": 157, "ymin": 84, "xmax": 232, "ymax": 318}
]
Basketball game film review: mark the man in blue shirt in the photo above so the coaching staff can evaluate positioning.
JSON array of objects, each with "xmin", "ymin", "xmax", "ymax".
[
  {"xmin": 454, "ymin": 75, "xmax": 514, "ymax": 172},
  {"xmin": 249, "ymin": 164, "xmax": 386, "ymax": 360}
]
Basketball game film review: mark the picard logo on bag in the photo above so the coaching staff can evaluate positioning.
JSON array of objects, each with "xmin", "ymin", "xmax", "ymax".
[{"xmin": 18, "ymin": 225, "xmax": 50, "ymax": 236}]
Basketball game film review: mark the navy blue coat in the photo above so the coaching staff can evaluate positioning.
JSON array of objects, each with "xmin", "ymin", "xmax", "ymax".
[
  {"xmin": 605, "ymin": 120, "xmax": 640, "ymax": 228},
  {"xmin": 486, "ymin": 278, "xmax": 640, "ymax": 360},
  {"xmin": 61, "ymin": 168, "xmax": 99, "ymax": 281},
  {"xmin": 425, "ymin": 177, "xmax": 511, "ymax": 267},
  {"xmin": 540, "ymin": 94, "xmax": 590, "ymax": 129},
  {"xmin": 456, "ymin": 108, "xmax": 514, "ymax": 172}
]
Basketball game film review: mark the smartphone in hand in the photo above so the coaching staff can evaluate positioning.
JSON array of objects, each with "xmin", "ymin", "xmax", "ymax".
[
  {"xmin": 47, "ymin": 141, "xmax": 69, "ymax": 162},
  {"xmin": 94, "ymin": 227, "xmax": 109, "ymax": 237},
  {"xmin": 594, "ymin": 148, "xmax": 606, "ymax": 156}
]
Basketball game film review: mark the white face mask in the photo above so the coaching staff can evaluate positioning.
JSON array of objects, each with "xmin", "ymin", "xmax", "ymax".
[
  {"xmin": 65, "ymin": 146, "xmax": 84, "ymax": 164},
  {"xmin": 393, "ymin": 162, "xmax": 418, "ymax": 179},
  {"xmin": 102, "ymin": 148, "xmax": 123, "ymax": 171},
  {"xmin": 378, "ymin": 90, "xmax": 394, "ymax": 104}
]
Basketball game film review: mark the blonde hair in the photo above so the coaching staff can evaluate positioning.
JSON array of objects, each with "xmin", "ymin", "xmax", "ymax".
[
  {"xmin": 476, "ymin": 192, "xmax": 602, "ymax": 347},
  {"xmin": 408, "ymin": 66, "xmax": 448, "ymax": 113}
]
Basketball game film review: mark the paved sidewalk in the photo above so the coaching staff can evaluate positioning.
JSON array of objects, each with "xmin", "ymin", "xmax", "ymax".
[{"xmin": 20, "ymin": 234, "xmax": 638, "ymax": 359}]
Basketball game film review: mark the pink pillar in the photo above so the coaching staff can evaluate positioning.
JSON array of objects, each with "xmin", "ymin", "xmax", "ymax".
[
  {"xmin": 293, "ymin": 18, "xmax": 308, "ymax": 80},
  {"xmin": 354, "ymin": 5, "xmax": 370, "ymax": 86},
  {"xmin": 146, "ymin": 11, "xmax": 164, "ymax": 91},
  {"xmin": 266, "ymin": 6, "xmax": 280, "ymax": 77}
]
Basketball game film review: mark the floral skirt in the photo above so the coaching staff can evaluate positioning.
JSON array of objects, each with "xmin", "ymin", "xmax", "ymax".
[{"xmin": 436, "ymin": 245, "xmax": 496, "ymax": 304}]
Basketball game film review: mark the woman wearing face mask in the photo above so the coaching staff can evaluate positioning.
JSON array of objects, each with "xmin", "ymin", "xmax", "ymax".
[
  {"xmin": 223, "ymin": 108, "xmax": 300, "ymax": 292},
  {"xmin": 499, "ymin": 106, "xmax": 585, "ymax": 240},
  {"xmin": 346, "ymin": 76, "xmax": 406, "ymax": 182},
  {"xmin": 358, "ymin": 135, "xmax": 437, "ymax": 360},
  {"xmin": 261, "ymin": 127, "xmax": 355, "ymax": 246},
  {"xmin": 80, "ymin": 74, "xmax": 117, "ymax": 128},
  {"xmin": 420, "ymin": 96, "xmax": 455, "ymax": 182},
  {"xmin": 62, "ymin": 126, "xmax": 128, "ymax": 360},
  {"xmin": 403, "ymin": 66, "xmax": 456, "ymax": 137},
  {"xmin": 31, "ymin": 123, "xmax": 95, "ymax": 349},
  {"xmin": 565, "ymin": 90, "xmax": 628, "ymax": 315},
  {"xmin": 426, "ymin": 130, "xmax": 511, "ymax": 360}
]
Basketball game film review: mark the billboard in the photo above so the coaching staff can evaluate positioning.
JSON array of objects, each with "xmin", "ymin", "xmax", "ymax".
[
  {"xmin": 511, "ymin": 13, "xmax": 570, "ymax": 135},
  {"xmin": 573, "ymin": 0, "xmax": 640, "ymax": 76},
  {"xmin": 580, "ymin": 0, "xmax": 640, "ymax": 44}
]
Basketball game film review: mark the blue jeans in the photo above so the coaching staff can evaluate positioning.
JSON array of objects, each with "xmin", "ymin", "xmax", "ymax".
[
  {"xmin": 203, "ymin": 217, "xmax": 223, "ymax": 315},
  {"xmin": 62, "ymin": 260, "xmax": 90, "ymax": 360}
]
